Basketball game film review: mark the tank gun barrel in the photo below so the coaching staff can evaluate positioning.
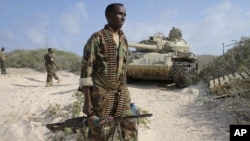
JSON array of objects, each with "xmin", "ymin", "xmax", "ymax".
[{"xmin": 128, "ymin": 42, "xmax": 158, "ymax": 51}]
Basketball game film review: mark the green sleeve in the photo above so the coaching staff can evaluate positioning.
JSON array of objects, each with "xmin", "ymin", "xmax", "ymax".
[{"xmin": 79, "ymin": 34, "xmax": 100, "ymax": 87}]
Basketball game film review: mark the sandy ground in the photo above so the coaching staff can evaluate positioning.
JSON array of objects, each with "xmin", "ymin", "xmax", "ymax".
[{"xmin": 0, "ymin": 68, "xmax": 234, "ymax": 141}]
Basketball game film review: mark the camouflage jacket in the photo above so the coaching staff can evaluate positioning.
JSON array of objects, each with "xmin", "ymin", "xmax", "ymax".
[
  {"xmin": 0, "ymin": 51, "xmax": 5, "ymax": 62},
  {"xmin": 44, "ymin": 52, "xmax": 55, "ymax": 67},
  {"xmin": 79, "ymin": 25, "xmax": 128, "ymax": 90}
]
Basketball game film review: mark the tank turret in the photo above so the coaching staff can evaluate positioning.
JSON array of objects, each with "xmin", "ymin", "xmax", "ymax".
[
  {"xmin": 128, "ymin": 29, "xmax": 190, "ymax": 53},
  {"xmin": 127, "ymin": 27, "xmax": 199, "ymax": 88}
]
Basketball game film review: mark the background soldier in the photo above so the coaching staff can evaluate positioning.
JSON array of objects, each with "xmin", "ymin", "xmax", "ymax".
[
  {"xmin": 78, "ymin": 3, "xmax": 137, "ymax": 141},
  {"xmin": 44, "ymin": 48, "xmax": 60, "ymax": 87},
  {"xmin": 0, "ymin": 47, "xmax": 7, "ymax": 74}
]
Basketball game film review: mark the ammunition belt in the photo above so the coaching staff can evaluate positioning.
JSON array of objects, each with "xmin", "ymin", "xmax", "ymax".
[
  {"xmin": 104, "ymin": 88, "xmax": 128, "ymax": 141},
  {"xmin": 93, "ymin": 71, "xmax": 120, "ymax": 91},
  {"xmin": 103, "ymin": 29, "xmax": 117, "ymax": 84},
  {"xmin": 93, "ymin": 29, "xmax": 118, "ymax": 91},
  {"xmin": 96, "ymin": 29, "xmax": 128, "ymax": 140}
]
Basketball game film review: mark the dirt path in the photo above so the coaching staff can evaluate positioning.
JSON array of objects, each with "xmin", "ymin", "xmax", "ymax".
[
  {"xmin": 0, "ymin": 68, "xmax": 232, "ymax": 141},
  {"xmin": 129, "ymin": 81, "xmax": 229, "ymax": 141}
]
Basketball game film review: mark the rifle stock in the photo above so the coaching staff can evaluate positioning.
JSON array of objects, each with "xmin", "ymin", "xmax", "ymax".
[{"xmin": 46, "ymin": 114, "xmax": 152, "ymax": 133}]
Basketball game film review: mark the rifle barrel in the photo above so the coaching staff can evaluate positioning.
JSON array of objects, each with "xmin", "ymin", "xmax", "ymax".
[{"xmin": 46, "ymin": 114, "xmax": 153, "ymax": 133}]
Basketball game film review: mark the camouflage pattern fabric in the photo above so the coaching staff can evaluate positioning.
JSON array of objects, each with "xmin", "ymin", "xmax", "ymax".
[
  {"xmin": 80, "ymin": 25, "xmax": 137, "ymax": 141},
  {"xmin": 44, "ymin": 52, "xmax": 59, "ymax": 86},
  {"xmin": 0, "ymin": 50, "xmax": 6, "ymax": 74},
  {"xmin": 0, "ymin": 61, "xmax": 6, "ymax": 74}
]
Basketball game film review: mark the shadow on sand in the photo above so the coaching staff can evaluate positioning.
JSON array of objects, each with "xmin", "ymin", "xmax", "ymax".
[
  {"xmin": 49, "ymin": 89, "xmax": 77, "ymax": 95},
  {"xmin": 128, "ymin": 79, "xmax": 176, "ymax": 90},
  {"xmin": 12, "ymin": 83, "xmax": 40, "ymax": 87},
  {"xmin": 25, "ymin": 77, "xmax": 44, "ymax": 83}
]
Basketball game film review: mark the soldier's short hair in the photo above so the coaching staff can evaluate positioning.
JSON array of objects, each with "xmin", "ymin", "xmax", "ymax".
[
  {"xmin": 1, "ymin": 47, "xmax": 4, "ymax": 51},
  {"xmin": 105, "ymin": 3, "xmax": 124, "ymax": 15}
]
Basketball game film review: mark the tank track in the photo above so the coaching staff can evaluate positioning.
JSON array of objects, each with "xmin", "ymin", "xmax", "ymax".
[{"xmin": 172, "ymin": 62, "xmax": 197, "ymax": 88}]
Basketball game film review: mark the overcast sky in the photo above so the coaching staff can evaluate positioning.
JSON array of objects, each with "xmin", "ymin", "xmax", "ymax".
[{"xmin": 1, "ymin": 0, "xmax": 250, "ymax": 55}]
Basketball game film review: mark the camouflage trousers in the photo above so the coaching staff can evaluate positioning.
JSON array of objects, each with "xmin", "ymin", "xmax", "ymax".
[
  {"xmin": 45, "ymin": 65, "xmax": 59, "ymax": 85},
  {"xmin": 0, "ymin": 61, "xmax": 6, "ymax": 74},
  {"xmin": 86, "ymin": 85, "xmax": 138, "ymax": 141}
]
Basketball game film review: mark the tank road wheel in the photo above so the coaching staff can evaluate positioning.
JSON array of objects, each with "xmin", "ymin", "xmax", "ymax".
[{"xmin": 172, "ymin": 62, "xmax": 196, "ymax": 88}]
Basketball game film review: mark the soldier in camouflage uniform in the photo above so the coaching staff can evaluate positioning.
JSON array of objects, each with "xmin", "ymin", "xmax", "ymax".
[
  {"xmin": 78, "ymin": 3, "xmax": 137, "ymax": 141},
  {"xmin": 44, "ymin": 48, "xmax": 60, "ymax": 87},
  {"xmin": 0, "ymin": 47, "xmax": 7, "ymax": 74}
]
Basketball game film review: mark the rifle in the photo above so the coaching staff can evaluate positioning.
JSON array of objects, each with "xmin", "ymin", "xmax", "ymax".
[{"xmin": 46, "ymin": 114, "xmax": 153, "ymax": 133}]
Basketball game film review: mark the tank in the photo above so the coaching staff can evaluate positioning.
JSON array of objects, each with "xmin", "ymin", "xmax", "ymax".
[{"xmin": 127, "ymin": 27, "xmax": 199, "ymax": 88}]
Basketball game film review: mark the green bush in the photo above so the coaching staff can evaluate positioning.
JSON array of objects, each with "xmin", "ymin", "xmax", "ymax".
[
  {"xmin": 5, "ymin": 48, "xmax": 82, "ymax": 74},
  {"xmin": 199, "ymin": 37, "xmax": 250, "ymax": 96}
]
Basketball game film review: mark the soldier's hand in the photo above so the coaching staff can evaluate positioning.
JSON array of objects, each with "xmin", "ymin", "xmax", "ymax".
[
  {"xmin": 88, "ymin": 116, "xmax": 114, "ymax": 126},
  {"xmin": 87, "ymin": 115, "xmax": 99, "ymax": 126}
]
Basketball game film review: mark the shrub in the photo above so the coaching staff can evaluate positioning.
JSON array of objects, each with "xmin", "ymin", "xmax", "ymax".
[
  {"xmin": 199, "ymin": 37, "xmax": 250, "ymax": 96},
  {"xmin": 5, "ymin": 48, "xmax": 82, "ymax": 74}
]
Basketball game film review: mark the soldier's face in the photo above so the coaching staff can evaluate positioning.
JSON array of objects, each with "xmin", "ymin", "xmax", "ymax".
[{"xmin": 107, "ymin": 5, "xmax": 126, "ymax": 29}]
